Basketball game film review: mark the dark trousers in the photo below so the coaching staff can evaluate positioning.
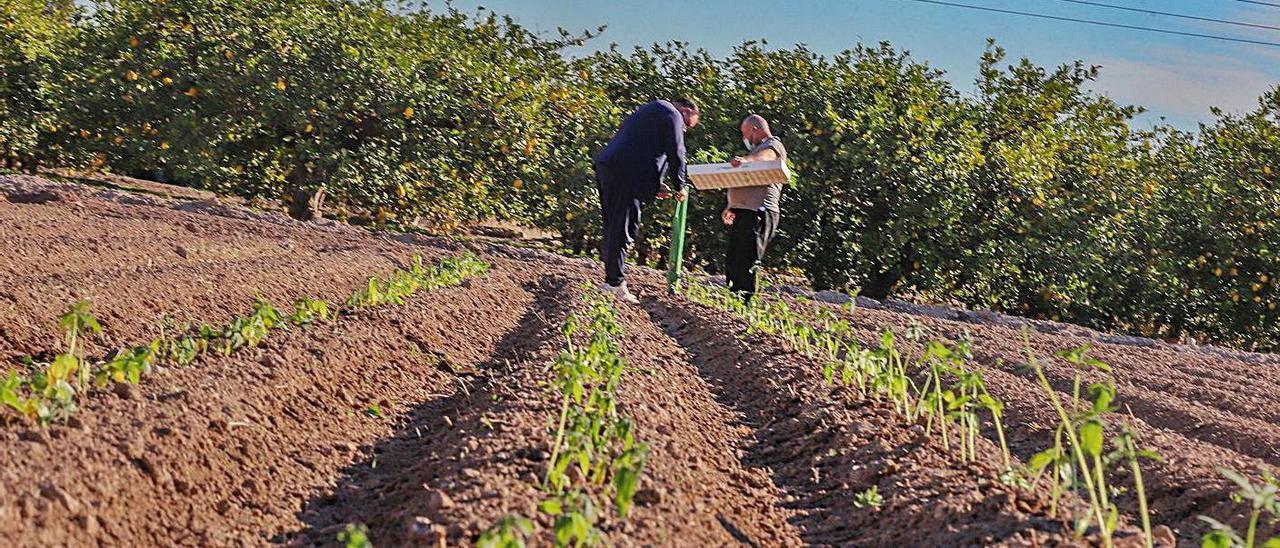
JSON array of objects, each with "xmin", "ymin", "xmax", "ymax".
[
  {"xmin": 726, "ymin": 208, "xmax": 779, "ymax": 299},
  {"xmin": 595, "ymin": 163, "xmax": 642, "ymax": 286}
]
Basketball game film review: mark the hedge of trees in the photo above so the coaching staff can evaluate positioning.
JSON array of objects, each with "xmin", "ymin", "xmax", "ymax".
[{"xmin": 3, "ymin": 0, "xmax": 1277, "ymax": 349}]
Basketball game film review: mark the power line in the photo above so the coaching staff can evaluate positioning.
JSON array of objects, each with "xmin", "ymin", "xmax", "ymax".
[
  {"xmin": 1237, "ymin": 0, "xmax": 1280, "ymax": 8},
  {"xmin": 1048, "ymin": 0, "xmax": 1280, "ymax": 32},
  {"xmin": 899, "ymin": 0, "xmax": 1280, "ymax": 47}
]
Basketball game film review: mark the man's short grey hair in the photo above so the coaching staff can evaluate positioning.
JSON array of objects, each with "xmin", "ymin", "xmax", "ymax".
[{"xmin": 743, "ymin": 114, "xmax": 770, "ymax": 133}]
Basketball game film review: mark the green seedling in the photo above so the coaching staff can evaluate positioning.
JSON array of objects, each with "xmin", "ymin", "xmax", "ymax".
[
  {"xmin": 58, "ymin": 299, "xmax": 101, "ymax": 390},
  {"xmin": 289, "ymin": 297, "xmax": 332, "ymax": 325},
  {"xmin": 854, "ymin": 485, "xmax": 883, "ymax": 509},
  {"xmin": 550, "ymin": 491, "xmax": 600, "ymax": 548},
  {"xmin": 1023, "ymin": 335, "xmax": 1157, "ymax": 548},
  {"xmin": 95, "ymin": 344, "xmax": 157, "ymax": 386},
  {"xmin": 612, "ymin": 444, "xmax": 648, "ymax": 518},
  {"xmin": 1112, "ymin": 427, "xmax": 1160, "ymax": 548},
  {"xmin": 366, "ymin": 404, "xmax": 384, "ymax": 419},
  {"xmin": 1200, "ymin": 468, "xmax": 1280, "ymax": 548},
  {"xmin": 337, "ymin": 523, "xmax": 372, "ymax": 548},
  {"xmin": 476, "ymin": 515, "xmax": 533, "ymax": 548}
]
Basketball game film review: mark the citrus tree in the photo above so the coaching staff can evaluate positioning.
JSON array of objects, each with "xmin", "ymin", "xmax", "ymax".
[{"xmin": 0, "ymin": 0, "xmax": 78, "ymax": 170}]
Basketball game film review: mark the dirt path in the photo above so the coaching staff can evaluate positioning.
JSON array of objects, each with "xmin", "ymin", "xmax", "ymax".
[{"xmin": 293, "ymin": 271, "xmax": 580, "ymax": 546}]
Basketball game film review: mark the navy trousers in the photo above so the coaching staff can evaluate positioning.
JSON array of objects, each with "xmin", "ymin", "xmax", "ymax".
[
  {"xmin": 594, "ymin": 163, "xmax": 643, "ymax": 286},
  {"xmin": 726, "ymin": 208, "xmax": 780, "ymax": 300}
]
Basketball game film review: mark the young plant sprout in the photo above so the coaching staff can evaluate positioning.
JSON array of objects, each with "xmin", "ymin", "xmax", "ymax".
[
  {"xmin": 476, "ymin": 516, "xmax": 534, "ymax": 548},
  {"xmin": 687, "ymin": 280, "xmax": 1163, "ymax": 547},
  {"xmin": 1200, "ymin": 468, "xmax": 1280, "ymax": 548},
  {"xmin": 2, "ymin": 254, "xmax": 489, "ymax": 426},
  {"xmin": 854, "ymin": 485, "xmax": 884, "ymax": 509}
]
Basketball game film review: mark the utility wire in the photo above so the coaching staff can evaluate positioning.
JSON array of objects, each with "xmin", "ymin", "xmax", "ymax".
[
  {"xmin": 1048, "ymin": 0, "xmax": 1280, "ymax": 32},
  {"xmin": 1237, "ymin": 0, "xmax": 1280, "ymax": 8},
  {"xmin": 899, "ymin": 0, "xmax": 1280, "ymax": 47}
]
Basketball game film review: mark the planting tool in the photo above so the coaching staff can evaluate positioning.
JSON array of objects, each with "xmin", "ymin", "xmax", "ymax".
[{"xmin": 666, "ymin": 193, "xmax": 690, "ymax": 294}]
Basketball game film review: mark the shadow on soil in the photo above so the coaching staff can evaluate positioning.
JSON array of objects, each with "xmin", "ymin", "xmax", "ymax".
[{"xmin": 289, "ymin": 275, "xmax": 575, "ymax": 547}]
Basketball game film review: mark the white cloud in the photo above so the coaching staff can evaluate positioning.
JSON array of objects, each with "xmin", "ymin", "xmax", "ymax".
[{"xmin": 1090, "ymin": 47, "xmax": 1276, "ymax": 125}]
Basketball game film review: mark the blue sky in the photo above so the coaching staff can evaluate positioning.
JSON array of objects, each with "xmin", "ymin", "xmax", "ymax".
[{"xmin": 447, "ymin": 0, "xmax": 1280, "ymax": 130}]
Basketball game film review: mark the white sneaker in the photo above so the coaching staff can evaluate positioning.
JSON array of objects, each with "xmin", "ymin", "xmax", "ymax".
[{"xmin": 601, "ymin": 282, "xmax": 640, "ymax": 304}]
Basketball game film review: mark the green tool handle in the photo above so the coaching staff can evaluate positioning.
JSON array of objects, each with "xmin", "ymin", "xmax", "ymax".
[{"xmin": 666, "ymin": 193, "xmax": 689, "ymax": 294}]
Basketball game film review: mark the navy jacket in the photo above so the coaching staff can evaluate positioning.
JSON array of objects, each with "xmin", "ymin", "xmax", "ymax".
[{"xmin": 594, "ymin": 100, "xmax": 689, "ymax": 201}]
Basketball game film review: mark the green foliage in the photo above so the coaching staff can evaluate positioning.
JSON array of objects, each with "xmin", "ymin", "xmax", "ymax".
[
  {"xmin": 0, "ymin": 0, "xmax": 78, "ymax": 169},
  {"xmin": 853, "ymin": 485, "xmax": 883, "ymax": 509},
  {"xmin": 475, "ymin": 515, "xmax": 533, "ymax": 548},
  {"xmin": 39, "ymin": 0, "xmax": 606, "ymax": 229},
  {"xmin": 337, "ymin": 523, "xmax": 372, "ymax": 548},
  {"xmin": 1, "ymin": 254, "xmax": 487, "ymax": 426},
  {"xmin": 4, "ymin": 0, "xmax": 1279, "ymax": 348},
  {"xmin": 1199, "ymin": 468, "xmax": 1280, "ymax": 548}
]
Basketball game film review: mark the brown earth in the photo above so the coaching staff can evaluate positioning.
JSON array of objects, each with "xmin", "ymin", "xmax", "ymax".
[
  {"xmin": 0, "ymin": 174, "xmax": 1270, "ymax": 547},
  {"xmin": 788, "ymin": 297, "xmax": 1280, "ymax": 546}
]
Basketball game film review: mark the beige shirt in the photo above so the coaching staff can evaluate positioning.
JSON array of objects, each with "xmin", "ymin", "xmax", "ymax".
[{"xmin": 726, "ymin": 136, "xmax": 787, "ymax": 212}]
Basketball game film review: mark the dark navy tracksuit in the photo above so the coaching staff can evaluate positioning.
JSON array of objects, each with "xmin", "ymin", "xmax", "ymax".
[{"xmin": 593, "ymin": 100, "xmax": 689, "ymax": 286}]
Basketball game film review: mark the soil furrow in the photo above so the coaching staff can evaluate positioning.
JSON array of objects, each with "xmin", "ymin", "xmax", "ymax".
[
  {"xmin": 0, "ymin": 265, "xmax": 527, "ymax": 546},
  {"xmin": 806, "ymin": 299, "xmax": 1278, "ymax": 545},
  {"xmin": 0, "ymin": 195, "xmax": 426, "ymax": 363},
  {"xmin": 639, "ymin": 291, "xmax": 1092, "ymax": 547},
  {"xmin": 293, "ymin": 271, "xmax": 580, "ymax": 546},
  {"xmin": 609, "ymin": 297, "xmax": 804, "ymax": 546}
]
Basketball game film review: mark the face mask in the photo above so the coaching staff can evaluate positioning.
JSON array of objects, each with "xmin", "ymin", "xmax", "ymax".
[{"xmin": 743, "ymin": 138, "xmax": 754, "ymax": 151}]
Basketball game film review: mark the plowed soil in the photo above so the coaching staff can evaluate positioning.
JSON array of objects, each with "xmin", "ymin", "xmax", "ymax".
[
  {"xmin": 781, "ymin": 295, "xmax": 1280, "ymax": 546},
  {"xmin": 0, "ymin": 174, "xmax": 1273, "ymax": 547}
]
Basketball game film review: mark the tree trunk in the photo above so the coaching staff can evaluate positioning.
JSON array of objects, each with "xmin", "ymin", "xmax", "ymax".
[{"xmin": 288, "ymin": 187, "xmax": 326, "ymax": 221}]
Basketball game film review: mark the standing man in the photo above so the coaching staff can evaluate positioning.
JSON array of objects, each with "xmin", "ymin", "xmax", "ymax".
[
  {"xmin": 593, "ymin": 98, "xmax": 700, "ymax": 303},
  {"xmin": 722, "ymin": 114, "xmax": 786, "ymax": 301}
]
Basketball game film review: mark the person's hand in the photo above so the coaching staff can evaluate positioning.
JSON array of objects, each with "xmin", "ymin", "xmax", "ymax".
[
  {"xmin": 721, "ymin": 209, "xmax": 735, "ymax": 225},
  {"xmin": 676, "ymin": 189, "xmax": 687, "ymax": 202},
  {"xmin": 730, "ymin": 156, "xmax": 745, "ymax": 168}
]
